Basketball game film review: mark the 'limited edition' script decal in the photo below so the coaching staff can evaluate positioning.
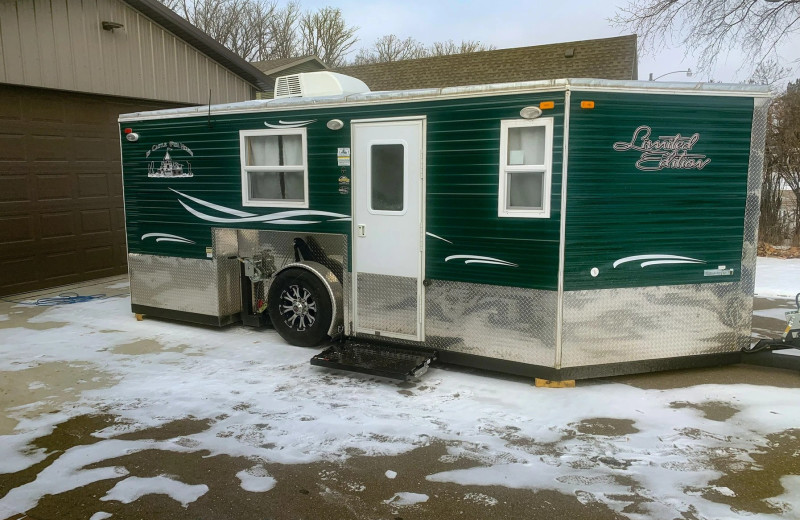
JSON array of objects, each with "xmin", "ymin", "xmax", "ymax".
[{"xmin": 613, "ymin": 125, "xmax": 711, "ymax": 171}]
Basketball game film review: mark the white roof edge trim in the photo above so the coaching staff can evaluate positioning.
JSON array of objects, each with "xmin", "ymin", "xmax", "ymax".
[
  {"xmin": 566, "ymin": 78, "xmax": 770, "ymax": 95},
  {"xmin": 118, "ymin": 78, "xmax": 770, "ymax": 122}
]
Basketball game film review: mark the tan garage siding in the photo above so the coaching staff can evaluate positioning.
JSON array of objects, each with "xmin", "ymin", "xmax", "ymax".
[
  {"xmin": 0, "ymin": 0, "xmax": 254, "ymax": 104},
  {"xmin": 0, "ymin": 83, "xmax": 184, "ymax": 296}
]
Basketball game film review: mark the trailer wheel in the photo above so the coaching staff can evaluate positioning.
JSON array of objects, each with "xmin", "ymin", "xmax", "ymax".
[{"xmin": 267, "ymin": 268, "xmax": 332, "ymax": 347}]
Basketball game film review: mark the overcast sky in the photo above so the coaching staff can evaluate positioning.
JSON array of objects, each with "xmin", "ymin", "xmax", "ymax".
[{"xmin": 305, "ymin": 0, "xmax": 800, "ymax": 84}]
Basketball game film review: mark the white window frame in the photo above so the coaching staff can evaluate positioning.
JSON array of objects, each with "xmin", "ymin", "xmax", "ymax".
[
  {"xmin": 240, "ymin": 128, "xmax": 309, "ymax": 208},
  {"xmin": 498, "ymin": 118, "xmax": 554, "ymax": 219}
]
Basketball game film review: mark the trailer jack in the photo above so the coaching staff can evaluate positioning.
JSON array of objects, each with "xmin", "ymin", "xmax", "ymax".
[{"xmin": 743, "ymin": 293, "xmax": 800, "ymax": 355}]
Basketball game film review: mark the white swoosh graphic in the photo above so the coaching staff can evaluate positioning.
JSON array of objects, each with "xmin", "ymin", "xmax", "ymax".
[
  {"xmin": 264, "ymin": 219, "xmax": 321, "ymax": 225},
  {"xmin": 445, "ymin": 254, "xmax": 518, "ymax": 267},
  {"xmin": 613, "ymin": 254, "xmax": 705, "ymax": 268},
  {"xmin": 464, "ymin": 259, "xmax": 515, "ymax": 266},
  {"xmin": 640, "ymin": 259, "xmax": 705, "ymax": 268},
  {"xmin": 142, "ymin": 232, "xmax": 196, "ymax": 244},
  {"xmin": 155, "ymin": 237, "xmax": 195, "ymax": 243},
  {"xmin": 170, "ymin": 188, "xmax": 255, "ymax": 217},
  {"xmin": 426, "ymin": 232, "xmax": 453, "ymax": 244},
  {"xmin": 264, "ymin": 119, "xmax": 316, "ymax": 129},
  {"xmin": 178, "ymin": 200, "xmax": 348, "ymax": 224}
]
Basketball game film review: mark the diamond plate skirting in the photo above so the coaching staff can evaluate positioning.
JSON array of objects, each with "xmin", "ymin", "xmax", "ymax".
[
  {"xmin": 561, "ymin": 283, "xmax": 748, "ymax": 367},
  {"xmin": 130, "ymin": 229, "xmax": 348, "ymax": 321},
  {"xmin": 129, "ymin": 228, "xmax": 241, "ymax": 318},
  {"xmin": 424, "ymin": 280, "xmax": 558, "ymax": 366},
  {"xmin": 348, "ymin": 278, "xmax": 558, "ymax": 367},
  {"xmin": 213, "ymin": 229, "xmax": 242, "ymax": 317},
  {"xmin": 559, "ymin": 98, "xmax": 769, "ymax": 368},
  {"xmin": 129, "ymin": 254, "xmax": 233, "ymax": 317},
  {"xmin": 740, "ymin": 97, "xmax": 770, "ymax": 324},
  {"xmin": 355, "ymin": 273, "xmax": 418, "ymax": 337}
]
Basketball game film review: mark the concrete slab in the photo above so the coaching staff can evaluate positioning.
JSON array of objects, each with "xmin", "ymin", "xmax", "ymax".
[{"xmin": 1, "ymin": 275, "xmax": 799, "ymax": 520}]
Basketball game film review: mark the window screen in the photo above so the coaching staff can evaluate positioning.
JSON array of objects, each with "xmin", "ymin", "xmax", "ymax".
[
  {"xmin": 240, "ymin": 130, "xmax": 307, "ymax": 207},
  {"xmin": 507, "ymin": 171, "xmax": 544, "ymax": 209},
  {"xmin": 499, "ymin": 119, "xmax": 553, "ymax": 218},
  {"xmin": 249, "ymin": 171, "xmax": 304, "ymax": 201},
  {"xmin": 370, "ymin": 144, "xmax": 405, "ymax": 212}
]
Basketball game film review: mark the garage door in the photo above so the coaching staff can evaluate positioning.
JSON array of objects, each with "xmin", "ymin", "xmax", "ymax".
[{"xmin": 0, "ymin": 84, "xmax": 182, "ymax": 296}]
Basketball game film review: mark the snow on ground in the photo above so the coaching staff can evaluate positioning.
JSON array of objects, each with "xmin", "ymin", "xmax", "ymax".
[
  {"xmin": 0, "ymin": 261, "xmax": 798, "ymax": 518},
  {"xmin": 100, "ymin": 475, "xmax": 208, "ymax": 506},
  {"xmin": 236, "ymin": 465, "xmax": 277, "ymax": 492},
  {"xmin": 384, "ymin": 492, "xmax": 429, "ymax": 506},
  {"xmin": 755, "ymin": 257, "xmax": 800, "ymax": 299},
  {"xmin": 766, "ymin": 476, "xmax": 800, "ymax": 513}
]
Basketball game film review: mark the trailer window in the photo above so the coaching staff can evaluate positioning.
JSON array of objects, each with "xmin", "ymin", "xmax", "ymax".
[
  {"xmin": 240, "ymin": 128, "xmax": 308, "ymax": 208},
  {"xmin": 498, "ymin": 118, "xmax": 553, "ymax": 218}
]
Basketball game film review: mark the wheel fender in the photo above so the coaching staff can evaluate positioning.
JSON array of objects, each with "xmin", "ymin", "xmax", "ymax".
[{"xmin": 273, "ymin": 261, "xmax": 343, "ymax": 337}]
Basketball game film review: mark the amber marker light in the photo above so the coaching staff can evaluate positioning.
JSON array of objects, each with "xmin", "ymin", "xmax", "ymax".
[
  {"xmin": 581, "ymin": 101, "xmax": 595, "ymax": 109},
  {"xmin": 539, "ymin": 101, "xmax": 555, "ymax": 109}
]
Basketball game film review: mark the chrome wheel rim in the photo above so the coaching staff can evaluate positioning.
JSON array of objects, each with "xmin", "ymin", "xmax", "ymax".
[{"xmin": 279, "ymin": 284, "xmax": 317, "ymax": 331}]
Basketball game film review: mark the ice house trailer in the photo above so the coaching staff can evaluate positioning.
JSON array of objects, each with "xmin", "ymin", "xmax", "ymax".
[{"xmin": 119, "ymin": 73, "xmax": 770, "ymax": 380}]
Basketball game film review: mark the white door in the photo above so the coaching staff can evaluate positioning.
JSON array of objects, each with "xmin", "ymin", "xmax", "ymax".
[{"xmin": 352, "ymin": 118, "xmax": 425, "ymax": 341}]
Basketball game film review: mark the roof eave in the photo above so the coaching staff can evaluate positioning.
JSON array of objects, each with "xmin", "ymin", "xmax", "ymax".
[{"xmin": 260, "ymin": 56, "xmax": 327, "ymax": 76}]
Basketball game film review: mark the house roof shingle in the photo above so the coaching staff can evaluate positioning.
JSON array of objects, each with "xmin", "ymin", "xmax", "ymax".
[{"xmin": 333, "ymin": 35, "xmax": 638, "ymax": 91}]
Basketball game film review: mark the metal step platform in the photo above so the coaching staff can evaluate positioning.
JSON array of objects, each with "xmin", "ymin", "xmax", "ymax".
[{"xmin": 311, "ymin": 341, "xmax": 437, "ymax": 381}]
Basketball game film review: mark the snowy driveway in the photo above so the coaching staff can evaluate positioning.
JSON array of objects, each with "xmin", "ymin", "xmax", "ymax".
[{"xmin": 1, "ymin": 259, "xmax": 799, "ymax": 520}]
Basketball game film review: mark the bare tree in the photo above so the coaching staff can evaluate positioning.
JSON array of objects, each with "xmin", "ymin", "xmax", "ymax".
[
  {"xmin": 429, "ymin": 39, "xmax": 495, "ymax": 57},
  {"xmin": 298, "ymin": 7, "xmax": 358, "ymax": 67},
  {"xmin": 160, "ymin": 1, "xmax": 359, "ymax": 65},
  {"xmin": 352, "ymin": 36, "xmax": 495, "ymax": 65},
  {"xmin": 269, "ymin": 1, "xmax": 301, "ymax": 59},
  {"xmin": 769, "ymin": 79, "xmax": 800, "ymax": 244},
  {"xmin": 351, "ymin": 35, "xmax": 427, "ymax": 64},
  {"xmin": 754, "ymin": 62, "xmax": 793, "ymax": 243},
  {"xmin": 612, "ymin": 0, "xmax": 800, "ymax": 75},
  {"xmin": 761, "ymin": 100, "xmax": 787, "ymax": 244},
  {"xmin": 164, "ymin": 0, "xmax": 278, "ymax": 61},
  {"xmin": 748, "ymin": 60, "xmax": 792, "ymax": 89}
]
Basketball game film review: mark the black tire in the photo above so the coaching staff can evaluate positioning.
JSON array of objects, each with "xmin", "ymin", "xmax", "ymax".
[{"xmin": 267, "ymin": 268, "xmax": 333, "ymax": 347}]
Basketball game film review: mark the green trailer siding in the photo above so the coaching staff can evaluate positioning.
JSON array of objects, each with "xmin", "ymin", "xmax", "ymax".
[
  {"xmin": 563, "ymin": 91, "xmax": 754, "ymax": 291},
  {"xmin": 121, "ymin": 92, "xmax": 565, "ymax": 291}
]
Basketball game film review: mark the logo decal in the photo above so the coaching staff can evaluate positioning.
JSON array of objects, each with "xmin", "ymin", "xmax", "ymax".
[
  {"xmin": 613, "ymin": 125, "xmax": 711, "ymax": 171},
  {"xmin": 146, "ymin": 141, "xmax": 194, "ymax": 178}
]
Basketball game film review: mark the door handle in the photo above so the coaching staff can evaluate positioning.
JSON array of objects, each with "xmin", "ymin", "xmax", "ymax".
[{"xmin": 357, "ymin": 224, "xmax": 366, "ymax": 237}]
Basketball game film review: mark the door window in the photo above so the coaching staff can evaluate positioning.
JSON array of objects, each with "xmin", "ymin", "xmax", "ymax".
[{"xmin": 370, "ymin": 143, "xmax": 405, "ymax": 213}]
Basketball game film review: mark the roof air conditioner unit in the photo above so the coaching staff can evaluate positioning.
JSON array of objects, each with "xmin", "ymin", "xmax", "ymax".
[{"xmin": 273, "ymin": 72, "xmax": 370, "ymax": 99}]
